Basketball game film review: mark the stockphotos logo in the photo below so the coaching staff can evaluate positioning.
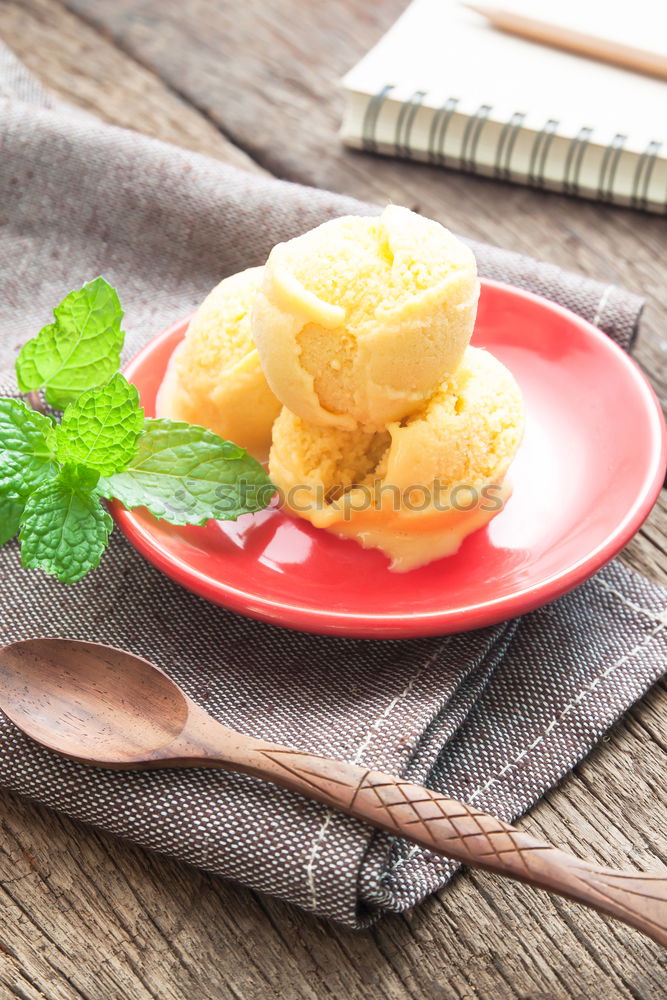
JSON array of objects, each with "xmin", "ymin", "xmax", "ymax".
[{"xmin": 156, "ymin": 479, "xmax": 505, "ymax": 522}]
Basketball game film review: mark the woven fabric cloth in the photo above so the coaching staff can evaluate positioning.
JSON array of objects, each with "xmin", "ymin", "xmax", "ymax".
[{"xmin": 0, "ymin": 45, "xmax": 665, "ymax": 927}]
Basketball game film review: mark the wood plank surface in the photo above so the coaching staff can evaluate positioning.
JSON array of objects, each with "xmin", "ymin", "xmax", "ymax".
[{"xmin": 0, "ymin": 2, "xmax": 666, "ymax": 999}]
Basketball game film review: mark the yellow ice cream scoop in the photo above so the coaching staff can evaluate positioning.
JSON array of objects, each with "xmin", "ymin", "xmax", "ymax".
[
  {"xmin": 252, "ymin": 205, "xmax": 479, "ymax": 432},
  {"xmin": 269, "ymin": 347, "xmax": 524, "ymax": 571},
  {"xmin": 156, "ymin": 267, "xmax": 281, "ymax": 461}
]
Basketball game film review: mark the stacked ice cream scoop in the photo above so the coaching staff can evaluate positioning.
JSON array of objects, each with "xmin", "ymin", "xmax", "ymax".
[{"xmin": 158, "ymin": 206, "xmax": 525, "ymax": 571}]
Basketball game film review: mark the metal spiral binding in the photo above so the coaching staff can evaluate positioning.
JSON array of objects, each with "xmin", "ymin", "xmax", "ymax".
[
  {"xmin": 563, "ymin": 126, "xmax": 594, "ymax": 195},
  {"xmin": 597, "ymin": 133, "xmax": 627, "ymax": 203},
  {"xmin": 494, "ymin": 111, "xmax": 526, "ymax": 181},
  {"xmin": 631, "ymin": 139, "xmax": 663, "ymax": 212},
  {"xmin": 427, "ymin": 97, "xmax": 460, "ymax": 166},
  {"xmin": 364, "ymin": 86, "xmax": 666, "ymax": 210},
  {"xmin": 527, "ymin": 118, "xmax": 559, "ymax": 188},
  {"xmin": 394, "ymin": 90, "xmax": 427, "ymax": 158},
  {"xmin": 361, "ymin": 84, "xmax": 394, "ymax": 153},
  {"xmin": 459, "ymin": 104, "xmax": 492, "ymax": 173}
]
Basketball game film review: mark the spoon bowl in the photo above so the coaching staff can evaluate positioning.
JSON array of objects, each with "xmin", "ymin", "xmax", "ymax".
[{"xmin": 0, "ymin": 638, "xmax": 190, "ymax": 764}]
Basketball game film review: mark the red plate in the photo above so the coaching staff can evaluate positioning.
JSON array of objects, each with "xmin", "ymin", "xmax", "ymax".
[{"xmin": 115, "ymin": 280, "xmax": 666, "ymax": 638}]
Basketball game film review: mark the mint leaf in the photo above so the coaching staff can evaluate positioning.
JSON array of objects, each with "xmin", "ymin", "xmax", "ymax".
[
  {"xmin": 55, "ymin": 373, "xmax": 144, "ymax": 477},
  {"xmin": 15, "ymin": 277, "xmax": 124, "ymax": 409},
  {"xmin": 0, "ymin": 496, "xmax": 24, "ymax": 545},
  {"xmin": 59, "ymin": 463, "xmax": 101, "ymax": 492},
  {"xmin": 98, "ymin": 418, "xmax": 275, "ymax": 525},
  {"xmin": 0, "ymin": 398, "xmax": 58, "ymax": 499},
  {"xmin": 19, "ymin": 464, "xmax": 112, "ymax": 584}
]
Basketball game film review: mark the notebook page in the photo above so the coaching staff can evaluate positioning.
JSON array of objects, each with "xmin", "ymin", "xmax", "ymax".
[{"xmin": 343, "ymin": 0, "xmax": 667, "ymax": 154}]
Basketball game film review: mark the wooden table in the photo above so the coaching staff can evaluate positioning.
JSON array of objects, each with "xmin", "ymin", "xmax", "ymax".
[{"xmin": 1, "ymin": 2, "xmax": 666, "ymax": 998}]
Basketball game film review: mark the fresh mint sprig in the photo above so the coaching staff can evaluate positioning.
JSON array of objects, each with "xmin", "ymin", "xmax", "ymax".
[{"xmin": 0, "ymin": 277, "xmax": 275, "ymax": 584}]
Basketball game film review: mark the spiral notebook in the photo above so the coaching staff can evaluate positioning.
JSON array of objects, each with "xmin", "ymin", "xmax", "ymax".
[{"xmin": 341, "ymin": 0, "xmax": 667, "ymax": 213}]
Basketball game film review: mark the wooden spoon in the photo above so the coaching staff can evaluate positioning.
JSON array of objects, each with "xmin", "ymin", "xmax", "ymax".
[{"xmin": 0, "ymin": 637, "xmax": 665, "ymax": 947}]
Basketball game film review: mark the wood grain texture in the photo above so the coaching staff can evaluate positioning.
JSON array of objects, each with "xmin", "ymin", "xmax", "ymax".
[
  {"xmin": 0, "ymin": 0, "xmax": 665, "ymax": 997},
  {"xmin": 0, "ymin": 0, "xmax": 263, "ymax": 172}
]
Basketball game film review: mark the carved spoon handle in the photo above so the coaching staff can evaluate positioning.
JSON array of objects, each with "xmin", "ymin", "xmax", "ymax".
[{"xmin": 230, "ymin": 743, "xmax": 667, "ymax": 948}]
